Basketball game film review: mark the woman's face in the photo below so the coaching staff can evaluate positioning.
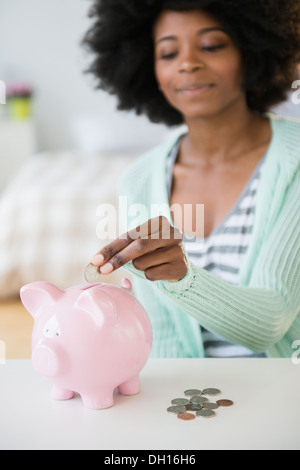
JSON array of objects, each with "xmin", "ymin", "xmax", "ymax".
[{"xmin": 153, "ymin": 9, "xmax": 245, "ymax": 121}]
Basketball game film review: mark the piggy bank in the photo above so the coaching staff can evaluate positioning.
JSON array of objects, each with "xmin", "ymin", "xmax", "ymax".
[{"xmin": 20, "ymin": 279, "xmax": 152, "ymax": 409}]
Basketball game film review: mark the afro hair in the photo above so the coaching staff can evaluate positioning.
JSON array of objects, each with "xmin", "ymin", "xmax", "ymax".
[{"xmin": 83, "ymin": 0, "xmax": 300, "ymax": 126}]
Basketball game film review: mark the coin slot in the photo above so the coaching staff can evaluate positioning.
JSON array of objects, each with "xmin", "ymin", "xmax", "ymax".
[{"xmin": 81, "ymin": 284, "xmax": 103, "ymax": 291}]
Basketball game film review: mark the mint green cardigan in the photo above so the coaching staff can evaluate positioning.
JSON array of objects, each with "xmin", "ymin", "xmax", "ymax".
[{"xmin": 119, "ymin": 114, "xmax": 300, "ymax": 358}]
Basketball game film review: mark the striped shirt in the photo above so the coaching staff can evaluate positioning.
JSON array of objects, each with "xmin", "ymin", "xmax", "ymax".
[{"xmin": 166, "ymin": 139, "xmax": 267, "ymax": 358}]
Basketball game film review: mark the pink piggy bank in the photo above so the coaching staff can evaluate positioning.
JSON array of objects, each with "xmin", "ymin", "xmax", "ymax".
[{"xmin": 20, "ymin": 279, "xmax": 152, "ymax": 409}]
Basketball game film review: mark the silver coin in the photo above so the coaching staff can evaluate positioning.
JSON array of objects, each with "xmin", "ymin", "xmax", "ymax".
[
  {"xmin": 202, "ymin": 402, "xmax": 219, "ymax": 410},
  {"xmin": 196, "ymin": 409, "xmax": 216, "ymax": 418},
  {"xmin": 190, "ymin": 396, "xmax": 209, "ymax": 404},
  {"xmin": 202, "ymin": 388, "xmax": 222, "ymax": 396},
  {"xmin": 186, "ymin": 403, "xmax": 203, "ymax": 411},
  {"xmin": 184, "ymin": 389, "xmax": 202, "ymax": 397},
  {"xmin": 167, "ymin": 405, "xmax": 187, "ymax": 414},
  {"xmin": 171, "ymin": 398, "xmax": 190, "ymax": 406},
  {"xmin": 84, "ymin": 263, "xmax": 102, "ymax": 283}
]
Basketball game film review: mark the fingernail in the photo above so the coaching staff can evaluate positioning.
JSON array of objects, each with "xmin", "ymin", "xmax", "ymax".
[
  {"xmin": 92, "ymin": 254, "xmax": 105, "ymax": 265},
  {"xmin": 100, "ymin": 263, "xmax": 114, "ymax": 274}
]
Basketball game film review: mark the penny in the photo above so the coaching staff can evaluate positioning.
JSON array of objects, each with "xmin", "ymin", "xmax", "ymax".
[
  {"xmin": 216, "ymin": 399, "xmax": 234, "ymax": 407},
  {"xmin": 202, "ymin": 402, "xmax": 219, "ymax": 410},
  {"xmin": 184, "ymin": 389, "xmax": 202, "ymax": 397},
  {"xmin": 202, "ymin": 388, "xmax": 221, "ymax": 396},
  {"xmin": 185, "ymin": 403, "xmax": 203, "ymax": 411},
  {"xmin": 171, "ymin": 398, "xmax": 190, "ymax": 406},
  {"xmin": 177, "ymin": 412, "xmax": 196, "ymax": 421},
  {"xmin": 196, "ymin": 409, "xmax": 216, "ymax": 418},
  {"xmin": 84, "ymin": 263, "xmax": 102, "ymax": 283},
  {"xmin": 190, "ymin": 396, "xmax": 209, "ymax": 404},
  {"xmin": 167, "ymin": 405, "xmax": 187, "ymax": 414}
]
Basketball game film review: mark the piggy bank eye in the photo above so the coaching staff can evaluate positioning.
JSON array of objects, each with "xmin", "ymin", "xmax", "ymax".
[
  {"xmin": 55, "ymin": 329, "xmax": 61, "ymax": 337},
  {"xmin": 43, "ymin": 316, "xmax": 60, "ymax": 337}
]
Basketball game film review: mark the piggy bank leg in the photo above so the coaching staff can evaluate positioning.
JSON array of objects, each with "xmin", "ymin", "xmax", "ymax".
[
  {"xmin": 118, "ymin": 376, "xmax": 140, "ymax": 396},
  {"xmin": 81, "ymin": 389, "xmax": 114, "ymax": 410},
  {"xmin": 52, "ymin": 385, "xmax": 74, "ymax": 401}
]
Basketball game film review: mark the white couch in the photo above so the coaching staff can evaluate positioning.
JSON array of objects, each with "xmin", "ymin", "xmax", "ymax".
[{"xmin": 0, "ymin": 151, "xmax": 136, "ymax": 299}]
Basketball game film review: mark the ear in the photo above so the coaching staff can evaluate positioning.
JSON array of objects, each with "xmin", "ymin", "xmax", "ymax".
[
  {"xmin": 20, "ymin": 282, "xmax": 63, "ymax": 319},
  {"xmin": 75, "ymin": 286, "xmax": 118, "ymax": 328}
]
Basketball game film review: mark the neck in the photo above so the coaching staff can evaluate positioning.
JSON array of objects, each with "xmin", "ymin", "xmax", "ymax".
[{"xmin": 181, "ymin": 100, "xmax": 268, "ymax": 167}]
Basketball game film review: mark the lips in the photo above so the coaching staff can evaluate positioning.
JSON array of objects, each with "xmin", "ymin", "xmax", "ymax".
[
  {"xmin": 176, "ymin": 83, "xmax": 215, "ymax": 99},
  {"xmin": 178, "ymin": 83, "xmax": 215, "ymax": 92}
]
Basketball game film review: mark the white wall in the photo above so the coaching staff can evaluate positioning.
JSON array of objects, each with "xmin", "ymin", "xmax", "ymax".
[
  {"xmin": 0, "ymin": 0, "xmax": 170, "ymax": 154},
  {"xmin": 0, "ymin": 0, "xmax": 299, "ymax": 154}
]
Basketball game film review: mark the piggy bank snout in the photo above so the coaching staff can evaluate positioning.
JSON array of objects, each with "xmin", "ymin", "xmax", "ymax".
[{"xmin": 32, "ymin": 344, "xmax": 60, "ymax": 378}]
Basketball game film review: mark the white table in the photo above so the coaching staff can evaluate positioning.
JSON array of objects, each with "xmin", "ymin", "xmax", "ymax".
[{"xmin": 0, "ymin": 359, "xmax": 299, "ymax": 450}]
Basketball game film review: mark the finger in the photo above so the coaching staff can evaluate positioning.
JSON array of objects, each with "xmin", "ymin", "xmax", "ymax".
[
  {"xmin": 91, "ymin": 219, "xmax": 163, "ymax": 266},
  {"xmin": 92, "ymin": 217, "xmax": 182, "ymax": 270},
  {"xmin": 132, "ymin": 245, "xmax": 184, "ymax": 272},
  {"xmin": 91, "ymin": 234, "xmax": 133, "ymax": 266},
  {"xmin": 99, "ymin": 237, "xmax": 171, "ymax": 274}
]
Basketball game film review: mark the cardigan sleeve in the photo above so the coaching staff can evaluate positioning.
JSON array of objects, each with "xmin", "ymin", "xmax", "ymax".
[{"xmin": 156, "ymin": 174, "xmax": 300, "ymax": 353}]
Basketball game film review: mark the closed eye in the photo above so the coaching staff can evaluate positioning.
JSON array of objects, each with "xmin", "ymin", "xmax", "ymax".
[
  {"xmin": 202, "ymin": 44, "xmax": 226, "ymax": 52},
  {"xmin": 160, "ymin": 52, "xmax": 178, "ymax": 60},
  {"xmin": 160, "ymin": 43, "xmax": 226, "ymax": 60}
]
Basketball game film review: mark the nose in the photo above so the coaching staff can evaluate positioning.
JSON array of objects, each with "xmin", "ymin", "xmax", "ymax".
[
  {"xmin": 32, "ymin": 343, "xmax": 60, "ymax": 378},
  {"xmin": 179, "ymin": 47, "xmax": 205, "ymax": 73}
]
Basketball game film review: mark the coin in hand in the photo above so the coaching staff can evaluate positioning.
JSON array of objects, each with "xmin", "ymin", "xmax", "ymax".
[{"xmin": 84, "ymin": 263, "xmax": 102, "ymax": 283}]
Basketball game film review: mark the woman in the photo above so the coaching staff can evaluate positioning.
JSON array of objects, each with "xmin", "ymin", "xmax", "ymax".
[{"xmin": 83, "ymin": 0, "xmax": 300, "ymax": 358}]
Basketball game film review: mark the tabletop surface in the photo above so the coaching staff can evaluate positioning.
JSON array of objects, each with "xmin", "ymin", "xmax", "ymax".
[{"xmin": 0, "ymin": 358, "xmax": 299, "ymax": 450}]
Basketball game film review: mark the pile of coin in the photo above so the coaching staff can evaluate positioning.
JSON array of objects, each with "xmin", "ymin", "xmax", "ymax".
[{"xmin": 167, "ymin": 388, "xmax": 234, "ymax": 421}]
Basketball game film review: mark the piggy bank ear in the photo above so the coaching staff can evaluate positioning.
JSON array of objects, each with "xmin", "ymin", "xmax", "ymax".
[
  {"xmin": 20, "ymin": 282, "xmax": 63, "ymax": 319},
  {"xmin": 76, "ymin": 286, "xmax": 118, "ymax": 328},
  {"xmin": 122, "ymin": 278, "xmax": 133, "ymax": 292}
]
